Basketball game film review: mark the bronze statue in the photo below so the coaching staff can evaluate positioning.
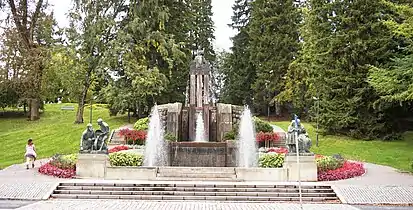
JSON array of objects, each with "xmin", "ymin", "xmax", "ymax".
[
  {"xmin": 79, "ymin": 119, "xmax": 110, "ymax": 154},
  {"xmin": 286, "ymin": 118, "xmax": 312, "ymax": 153},
  {"xmin": 80, "ymin": 123, "xmax": 95, "ymax": 152}
]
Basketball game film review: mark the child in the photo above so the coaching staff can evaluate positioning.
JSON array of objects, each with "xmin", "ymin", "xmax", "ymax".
[{"xmin": 25, "ymin": 138, "xmax": 37, "ymax": 169}]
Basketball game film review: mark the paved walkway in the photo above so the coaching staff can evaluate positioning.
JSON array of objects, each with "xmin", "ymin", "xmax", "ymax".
[
  {"xmin": 15, "ymin": 200, "xmax": 359, "ymax": 210},
  {"xmin": 0, "ymin": 159, "xmax": 61, "ymax": 200}
]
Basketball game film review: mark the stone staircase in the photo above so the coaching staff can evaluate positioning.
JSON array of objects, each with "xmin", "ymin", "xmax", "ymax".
[
  {"xmin": 155, "ymin": 167, "xmax": 238, "ymax": 181},
  {"xmin": 50, "ymin": 182, "xmax": 339, "ymax": 202}
]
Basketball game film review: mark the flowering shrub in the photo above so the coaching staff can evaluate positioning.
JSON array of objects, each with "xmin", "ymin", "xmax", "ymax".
[
  {"xmin": 109, "ymin": 152, "xmax": 143, "ymax": 166},
  {"xmin": 38, "ymin": 163, "xmax": 76, "ymax": 178},
  {"xmin": 318, "ymin": 161, "xmax": 365, "ymax": 181},
  {"xmin": 118, "ymin": 129, "xmax": 147, "ymax": 145},
  {"xmin": 38, "ymin": 154, "xmax": 77, "ymax": 178},
  {"xmin": 259, "ymin": 153, "xmax": 285, "ymax": 168},
  {"xmin": 256, "ymin": 132, "xmax": 280, "ymax": 143},
  {"xmin": 317, "ymin": 156, "xmax": 344, "ymax": 172},
  {"xmin": 49, "ymin": 154, "xmax": 77, "ymax": 169},
  {"xmin": 109, "ymin": 145, "xmax": 129, "ymax": 153}
]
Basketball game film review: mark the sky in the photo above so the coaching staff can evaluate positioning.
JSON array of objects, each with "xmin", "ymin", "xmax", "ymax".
[{"xmin": 48, "ymin": 0, "xmax": 237, "ymax": 52}]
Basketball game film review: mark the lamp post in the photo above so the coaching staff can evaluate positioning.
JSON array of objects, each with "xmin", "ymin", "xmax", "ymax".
[
  {"xmin": 313, "ymin": 96, "xmax": 320, "ymax": 147},
  {"xmin": 265, "ymin": 80, "xmax": 270, "ymax": 121},
  {"xmin": 89, "ymin": 95, "xmax": 97, "ymax": 124}
]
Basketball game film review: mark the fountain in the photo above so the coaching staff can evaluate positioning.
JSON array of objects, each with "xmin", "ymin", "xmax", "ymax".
[
  {"xmin": 194, "ymin": 112, "xmax": 206, "ymax": 142},
  {"xmin": 143, "ymin": 105, "xmax": 167, "ymax": 167},
  {"xmin": 149, "ymin": 49, "xmax": 245, "ymax": 167},
  {"xmin": 237, "ymin": 106, "xmax": 258, "ymax": 167}
]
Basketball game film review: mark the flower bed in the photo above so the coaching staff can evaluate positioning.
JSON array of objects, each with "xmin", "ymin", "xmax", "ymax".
[
  {"xmin": 38, "ymin": 154, "xmax": 77, "ymax": 178},
  {"xmin": 118, "ymin": 129, "xmax": 147, "ymax": 145},
  {"xmin": 258, "ymin": 148, "xmax": 365, "ymax": 181},
  {"xmin": 109, "ymin": 145, "xmax": 129, "ymax": 153},
  {"xmin": 317, "ymin": 160, "xmax": 365, "ymax": 181}
]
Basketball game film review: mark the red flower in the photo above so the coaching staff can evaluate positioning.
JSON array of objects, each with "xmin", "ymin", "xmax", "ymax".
[
  {"xmin": 109, "ymin": 145, "xmax": 129, "ymax": 153},
  {"xmin": 38, "ymin": 162, "xmax": 75, "ymax": 178},
  {"xmin": 317, "ymin": 161, "xmax": 365, "ymax": 181},
  {"xmin": 118, "ymin": 129, "xmax": 147, "ymax": 142},
  {"xmin": 256, "ymin": 132, "xmax": 280, "ymax": 143}
]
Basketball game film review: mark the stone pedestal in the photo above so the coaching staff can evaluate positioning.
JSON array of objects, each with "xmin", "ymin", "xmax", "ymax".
[
  {"xmin": 76, "ymin": 153, "xmax": 109, "ymax": 178},
  {"xmin": 284, "ymin": 153, "xmax": 317, "ymax": 181}
]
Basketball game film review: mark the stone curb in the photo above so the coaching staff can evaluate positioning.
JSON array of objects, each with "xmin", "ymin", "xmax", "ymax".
[
  {"xmin": 330, "ymin": 185, "xmax": 347, "ymax": 204},
  {"xmin": 41, "ymin": 182, "xmax": 60, "ymax": 200}
]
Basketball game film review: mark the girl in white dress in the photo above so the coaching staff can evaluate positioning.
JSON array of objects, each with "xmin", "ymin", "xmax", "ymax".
[{"xmin": 25, "ymin": 139, "xmax": 37, "ymax": 169}]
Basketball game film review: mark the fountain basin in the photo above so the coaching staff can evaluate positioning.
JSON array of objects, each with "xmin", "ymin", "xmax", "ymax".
[{"xmin": 169, "ymin": 141, "xmax": 237, "ymax": 167}]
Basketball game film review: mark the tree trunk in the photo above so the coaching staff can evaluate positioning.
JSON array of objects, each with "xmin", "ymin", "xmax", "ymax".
[
  {"xmin": 75, "ymin": 85, "xmax": 88, "ymax": 124},
  {"xmin": 29, "ymin": 98, "xmax": 40, "ymax": 121}
]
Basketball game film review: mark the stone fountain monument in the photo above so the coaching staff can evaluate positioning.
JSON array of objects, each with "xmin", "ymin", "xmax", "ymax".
[{"xmin": 155, "ymin": 49, "xmax": 243, "ymax": 167}]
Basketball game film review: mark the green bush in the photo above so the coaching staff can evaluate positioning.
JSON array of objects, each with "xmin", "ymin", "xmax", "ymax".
[
  {"xmin": 253, "ymin": 117, "xmax": 273, "ymax": 133},
  {"xmin": 109, "ymin": 152, "xmax": 143, "ymax": 166},
  {"xmin": 317, "ymin": 156, "xmax": 344, "ymax": 172},
  {"xmin": 259, "ymin": 153, "xmax": 285, "ymax": 168},
  {"xmin": 164, "ymin": 133, "xmax": 177, "ymax": 142},
  {"xmin": 134, "ymin": 117, "xmax": 149, "ymax": 131},
  {"xmin": 225, "ymin": 117, "xmax": 273, "ymax": 140},
  {"xmin": 224, "ymin": 130, "xmax": 236, "ymax": 140}
]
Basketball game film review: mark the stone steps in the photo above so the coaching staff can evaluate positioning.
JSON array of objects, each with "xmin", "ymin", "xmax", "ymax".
[
  {"xmin": 154, "ymin": 177, "xmax": 239, "ymax": 181},
  {"xmin": 50, "ymin": 182, "xmax": 339, "ymax": 202},
  {"xmin": 156, "ymin": 166, "xmax": 237, "ymax": 180}
]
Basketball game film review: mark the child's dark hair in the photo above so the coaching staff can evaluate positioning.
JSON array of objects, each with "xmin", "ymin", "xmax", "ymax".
[{"xmin": 27, "ymin": 138, "xmax": 33, "ymax": 144}]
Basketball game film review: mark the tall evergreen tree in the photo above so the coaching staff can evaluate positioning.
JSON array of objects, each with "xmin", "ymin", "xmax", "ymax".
[
  {"xmin": 306, "ymin": 0, "xmax": 404, "ymax": 138},
  {"xmin": 248, "ymin": 0, "xmax": 301, "ymax": 114},
  {"xmin": 219, "ymin": 0, "xmax": 255, "ymax": 106},
  {"xmin": 189, "ymin": 0, "xmax": 215, "ymax": 61}
]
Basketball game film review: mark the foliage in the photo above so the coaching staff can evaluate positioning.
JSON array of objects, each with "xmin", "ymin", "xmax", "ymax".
[
  {"xmin": 67, "ymin": 0, "xmax": 124, "ymax": 123},
  {"xmin": 0, "ymin": 0, "xmax": 58, "ymax": 120},
  {"xmin": 164, "ymin": 133, "xmax": 178, "ymax": 142},
  {"xmin": 317, "ymin": 161, "xmax": 365, "ymax": 181},
  {"xmin": 316, "ymin": 155, "xmax": 345, "ymax": 172},
  {"xmin": 38, "ymin": 162, "xmax": 76, "ymax": 179},
  {"xmin": 109, "ymin": 152, "xmax": 143, "ymax": 167},
  {"xmin": 253, "ymin": 117, "xmax": 273, "ymax": 133},
  {"xmin": 118, "ymin": 129, "xmax": 147, "ymax": 145},
  {"xmin": 256, "ymin": 132, "xmax": 280, "ymax": 143},
  {"xmin": 0, "ymin": 103, "xmax": 128, "ymax": 169},
  {"xmin": 259, "ymin": 153, "xmax": 285, "ymax": 168},
  {"xmin": 224, "ymin": 130, "xmax": 237, "ymax": 141},
  {"xmin": 248, "ymin": 0, "xmax": 301, "ymax": 114},
  {"xmin": 49, "ymin": 154, "xmax": 77, "ymax": 170},
  {"xmin": 134, "ymin": 118, "xmax": 149, "ymax": 131},
  {"xmin": 108, "ymin": 146, "xmax": 129, "ymax": 153},
  {"xmin": 299, "ymin": 0, "xmax": 409, "ymax": 139},
  {"xmin": 219, "ymin": 0, "xmax": 255, "ymax": 106}
]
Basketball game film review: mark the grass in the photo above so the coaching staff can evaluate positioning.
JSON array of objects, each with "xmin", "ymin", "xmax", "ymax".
[
  {"xmin": 0, "ymin": 103, "xmax": 129, "ymax": 169},
  {"xmin": 272, "ymin": 121, "xmax": 413, "ymax": 173}
]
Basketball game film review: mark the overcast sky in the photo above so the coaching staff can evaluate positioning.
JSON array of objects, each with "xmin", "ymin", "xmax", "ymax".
[{"xmin": 48, "ymin": 0, "xmax": 236, "ymax": 52}]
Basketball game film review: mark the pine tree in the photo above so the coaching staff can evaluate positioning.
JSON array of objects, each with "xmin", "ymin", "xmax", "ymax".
[
  {"xmin": 219, "ymin": 0, "xmax": 255, "ymax": 106},
  {"xmin": 306, "ymin": 0, "xmax": 404, "ymax": 138},
  {"xmin": 189, "ymin": 0, "xmax": 215, "ymax": 61},
  {"xmin": 248, "ymin": 0, "xmax": 301, "ymax": 114}
]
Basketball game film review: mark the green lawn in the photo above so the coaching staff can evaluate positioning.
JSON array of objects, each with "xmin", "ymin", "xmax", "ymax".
[
  {"xmin": 0, "ymin": 103, "xmax": 129, "ymax": 169},
  {"xmin": 272, "ymin": 121, "xmax": 413, "ymax": 173}
]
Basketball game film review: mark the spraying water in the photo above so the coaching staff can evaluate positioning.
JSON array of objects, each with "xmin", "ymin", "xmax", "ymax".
[
  {"xmin": 237, "ymin": 106, "xmax": 258, "ymax": 167},
  {"xmin": 194, "ymin": 112, "xmax": 207, "ymax": 142},
  {"xmin": 143, "ymin": 105, "xmax": 167, "ymax": 166}
]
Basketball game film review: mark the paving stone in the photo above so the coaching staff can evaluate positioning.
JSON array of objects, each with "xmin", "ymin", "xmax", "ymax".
[
  {"xmin": 334, "ymin": 186, "xmax": 413, "ymax": 204},
  {"xmin": 14, "ymin": 200, "xmax": 362, "ymax": 210}
]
